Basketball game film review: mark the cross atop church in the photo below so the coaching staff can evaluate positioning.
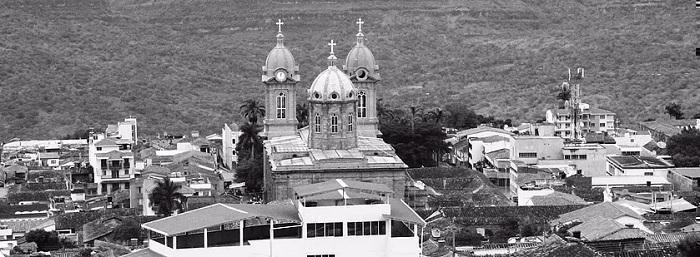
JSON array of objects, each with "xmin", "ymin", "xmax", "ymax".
[
  {"xmin": 328, "ymin": 39, "xmax": 336, "ymax": 55},
  {"xmin": 356, "ymin": 18, "xmax": 364, "ymax": 33},
  {"xmin": 276, "ymin": 19, "xmax": 284, "ymax": 33}
]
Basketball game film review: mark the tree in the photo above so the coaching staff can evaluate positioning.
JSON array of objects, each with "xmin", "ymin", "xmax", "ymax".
[
  {"xmin": 665, "ymin": 102, "xmax": 684, "ymax": 120},
  {"xmin": 426, "ymin": 107, "xmax": 445, "ymax": 125},
  {"xmin": 112, "ymin": 218, "xmax": 142, "ymax": 242},
  {"xmin": 148, "ymin": 178, "xmax": 186, "ymax": 217},
  {"xmin": 24, "ymin": 230, "xmax": 61, "ymax": 251},
  {"xmin": 234, "ymin": 157, "xmax": 264, "ymax": 193},
  {"xmin": 296, "ymin": 103, "xmax": 309, "ymax": 128},
  {"xmin": 236, "ymin": 122, "xmax": 263, "ymax": 161},
  {"xmin": 693, "ymin": 113, "xmax": 700, "ymax": 119},
  {"xmin": 678, "ymin": 233, "xmax": 700, "ymax": 257},
  {"xmin": 667, "ymin": 128, "xmax": 700, "ymax": 167},
  {"xmin": 443, "ymin": 103, "xmax": 480, "ymax": 129},
  {"xmin": 240, "ymin": 99, "xmax": 266, "ymax": 124},
  {"xmin": 556, "ymin": 89, "xmax": 571, "ymax": 102},
  {"xmin": 381, "ymin": 117, "xmax": 450, "ymax": 168}
]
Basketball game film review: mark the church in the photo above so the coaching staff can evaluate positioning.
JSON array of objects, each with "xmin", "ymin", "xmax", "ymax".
[{"xmin": 261, "ymin": 19, "xmax": 409, "ymax": 202}]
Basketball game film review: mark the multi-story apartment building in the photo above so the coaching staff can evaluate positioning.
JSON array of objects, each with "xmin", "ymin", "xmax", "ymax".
[
  {"xmin": 89, "ymin": 118, "xmax": 137, "ymax": 195},
  {"xmin": 548, "ymin": 103, "xmax": 616, "ymax": 139},
  {"xmin": 135, "ymin": 179, "xmax": 425, "ymax": 257}
]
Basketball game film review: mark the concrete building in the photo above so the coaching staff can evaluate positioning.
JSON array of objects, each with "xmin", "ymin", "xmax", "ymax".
[
  {"xmin": 445, "ymin": 127, "xmax": 515, "ymax": 168},
  {"xmin": 537, "ymin": 143, "xmax": 608, "ymax": 177},
  {"xmin": 605, "ymin": 156, "xmax": 674, "ymax": 177},
  {"xmin": 638, "ymin": 119, "xmax": 699, "ymax": 143},
  {"xmin": 137, "ymin": 179, "xmax": 425, "ymax": 257},
  {"xmin": 667, "ymin": 168, "xmax": 700, "ymax": 191},
  {"xmin": 221, "ymin": 123, "xmax": 241, "ymax": 169},
  {"xmin": 513, "ymin": 136, "xmax": 565, "ymax": 165},
  {"xmin": 89, "ymin": 118, "xmax": 138, "ymax": 195},
  {"xmin": 547, "ymin": 103, "xmax": 616, "ymax": 139}
]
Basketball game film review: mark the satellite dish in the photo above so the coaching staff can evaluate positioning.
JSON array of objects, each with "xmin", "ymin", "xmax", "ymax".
[
  {"xmin": 546, "ymin": 110, "xmax": 554, "ymax": 123},
  {"xmin": 657, "ymin": 142, "xmax": 667, "ymax": 148},
  {"xmin": 431, "ymin": 228, "xmax": 441, "ymax": 238}
]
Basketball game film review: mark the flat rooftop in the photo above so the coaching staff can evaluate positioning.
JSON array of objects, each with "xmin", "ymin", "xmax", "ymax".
[{"xmin": 607, "ymin": 156, "xmax": 673, "ymax": 169}]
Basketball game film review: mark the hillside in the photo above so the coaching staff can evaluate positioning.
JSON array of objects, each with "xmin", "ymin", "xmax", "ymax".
[{"xmin": 0, "ymin": 0, "xmax": 697, "ymax": 139}]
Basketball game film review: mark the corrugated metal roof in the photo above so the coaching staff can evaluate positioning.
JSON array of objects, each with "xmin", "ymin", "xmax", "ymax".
[
  {"xmin": 142, "ymin": 202, "xmax": 300, "ymax": 236},
  {"xmin": 293, "ymin": 179, "xmax": 393, "ymax": 197}
]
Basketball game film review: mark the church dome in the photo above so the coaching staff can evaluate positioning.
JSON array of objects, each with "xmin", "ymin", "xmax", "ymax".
[
  {"xmin": 309, "ymin": 65, "xmax": 356, "ymax": 102},
  {"xmin": 345, "ymin": 38, "xmax": 376, "ymax": 75},
  {"xmin": 265, "ymin": 34, "xmax": 296, "ymax": 75}
]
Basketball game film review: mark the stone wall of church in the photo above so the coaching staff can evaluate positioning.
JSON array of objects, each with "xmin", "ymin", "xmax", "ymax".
[
  {"xmin": 270, "ymin": 168, "xmax": 407, "ymax": 201},
  {"xmin": 308, "ymin": 102, "xmax": 358, "ymax": 150}
]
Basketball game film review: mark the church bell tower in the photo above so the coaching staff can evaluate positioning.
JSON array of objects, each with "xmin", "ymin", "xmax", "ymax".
[
  {"xmin": 343, "ymin": 18, "xmax": 381, "ymax": 137},
  {"xmin": 262, "ymin": 19, "xmax": 299, "ymax": 138}
]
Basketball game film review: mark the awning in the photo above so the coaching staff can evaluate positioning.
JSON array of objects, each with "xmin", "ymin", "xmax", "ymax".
[{"xmin": 383, "ymin": 198, "xmax": 426, "ymax": 226}]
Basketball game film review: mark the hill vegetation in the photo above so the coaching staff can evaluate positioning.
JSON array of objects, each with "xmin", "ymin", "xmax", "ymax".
[{"xmin": 0, "ymin": 0, "xmax": 697, "ymax": 139}]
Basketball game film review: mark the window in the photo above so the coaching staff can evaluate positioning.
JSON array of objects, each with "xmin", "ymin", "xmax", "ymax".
[
  {"xmin": 123, "ymin": 159, "xmax": 130, "ymax": 170},
  {"xmin": 518, "ymin": 152, "xmax": 537, "ymax": 158},
  {"xmin": 599, "ymin": 123, "xmax": 605, "ymax": 127},
  {"xmin": 138, "ymin": 187, "xmax": 142, "ymax": 193},
  {"xmin": 96, "ymin": 147, "xmax": 102, "ymax": 151},
  {"xmin": 347, "ymin": 113, "xmax": 353, "ymax": 132},
  {"xmin": 307, "ymin": 222, "xmax": 343, "ymax": 238},
  {"xmin": 100, "ymin": 159, "xmax": 108, "ymax": 170},
  {"xmin": 564, "ymin": 155, "xmax": 571, "ymax": 160},
  {"xmin": 358, "ymin": 91, "xmax": 367, "ymax": 118},
  {"xmin": 644, "ymin": 172, "xmax": 654, "ymax": 176},
  {"xmin": 347, "ymin": 221, "xmax": 386, "ymax": 236},
  {"xmin": 125, "ymin": 183, "xmax": 130, "ymax": 189},
  {"xmin": 276, "ymin": 92, "xmax": 286, "ymax": 119},
  {"xmin": 578, "ymin": 155, "xmax": 587, "ymax": 160},
  {"xmin": 314, "ymin": 113, "xmax": 321, "ymax": 133},
  {"xmin": 308, "ymin": 255, "xmax": 335, "ymax": 257},
  {"xmin": 331, "ymin": 114, "xmax": 338, "ymax": 133}
]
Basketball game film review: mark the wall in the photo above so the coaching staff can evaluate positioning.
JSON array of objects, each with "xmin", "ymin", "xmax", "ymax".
[
  {"xmin": 667, "ymin": 171, "xmax": 695, "ymax": 192},
  {"xmin": 514, "ymin": 137, "xmax": 564, "ymax": 165},
  {"xmin": 270, "ymin": 169, "xmax": 406, "ymax": 202}
]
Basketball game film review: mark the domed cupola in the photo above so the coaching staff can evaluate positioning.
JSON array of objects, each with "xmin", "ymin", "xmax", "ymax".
[
  {"xmin": 263, "ymin": 19, "xmax": 299, "ymax": 83},
  {"xmin": 309, "ymin": 42, "xmax": 356, "ymax": 103},
  {"xmin": 307, "ymin": 40, "xmax": 358, "ymax": 150},
  {"xmin": 343, "ymin": 18, "xmax": 380, "ymax": 81}
]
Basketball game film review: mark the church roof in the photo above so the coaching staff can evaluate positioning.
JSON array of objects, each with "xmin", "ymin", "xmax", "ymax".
[
  {"xmin": 264, "ymin": 133, "xmax": 407, "ymax": 171},
  {"xmin": 264, "ymin": 34, "xmax": 296, "ymax": 77}
]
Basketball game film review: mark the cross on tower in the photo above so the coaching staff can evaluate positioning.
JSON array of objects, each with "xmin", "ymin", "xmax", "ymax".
[
  {"xmin": 356, "ymin": 18, "xmax": 364, "ymax": 33},
  {"xmin": 328, "ymin": 40, "xmax": 336, "ymax": 55},
  {"xmin": 276, "ymin": 19, "xmax": 284, "ymax": 33}
]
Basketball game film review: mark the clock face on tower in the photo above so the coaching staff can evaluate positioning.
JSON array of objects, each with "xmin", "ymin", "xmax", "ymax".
[{"xmin": 275, "ymin": 70, "xmax": 287, "ymax": 82}]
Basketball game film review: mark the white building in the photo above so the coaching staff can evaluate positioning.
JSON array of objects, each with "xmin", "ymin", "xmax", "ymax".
[
  {"xmin": 89, "ymin": 118, "xmax": 138, "ymax": 195},
  {"xmin": 605, "ymin": 155, "xmax": 674, "ymax": 177},
  {"xmin": 221, "ymin": 123, "xmax": 241, "ymax": 169},
  {"xmin": 136, "ymin": 179, "xmax": 425, "ymax": 257},
  {"xmin": 547, "ymin": 103, "xmax": 616, "ymax": 139}
]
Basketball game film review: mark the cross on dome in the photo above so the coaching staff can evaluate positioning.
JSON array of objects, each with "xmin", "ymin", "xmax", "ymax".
[
  {"xmin": 327, "ymin": 39, "xmax": 338, "ymax": 66},
  {"xmin": 328, "ymin": 40, "xmax": 336, "ymax": 55},
  {"xmin": 276, "ymin": 19, "xmax": 284, "ymax": 33},
  {"xmin": 356, "ymin": 18, "xmax": 364, "ymax": 33}
]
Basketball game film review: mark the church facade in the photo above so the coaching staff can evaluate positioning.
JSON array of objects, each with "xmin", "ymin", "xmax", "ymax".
[{"xmin": 261, "ymin": 19, "xmax": 408, "ymax": 202}]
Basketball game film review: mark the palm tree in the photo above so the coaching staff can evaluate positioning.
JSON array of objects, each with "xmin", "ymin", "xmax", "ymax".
[
  {"xmin": 409, "ymin": 106, "xmax": 422, "ymax": 133},
  {"xmin": 148, "ymin": 178, "xmax": 185, "ymax": 217},
  {"xmin": 296, "ymin": 103, "xmax": 309, "ymax": 128},
  {"xmin": 377, "ymin": 98, "xmax": 394, "ymax": 122},
  {"xmin": 238, "ymin": 122, "xmax": 263, "ymax": 161},
  {"xmin": 240, "ymin": 99, "xmax": 266, "ymax": 124},
  {"xmin": 427, "ymin": 107, "xmax": 444, "ymax": 125}
]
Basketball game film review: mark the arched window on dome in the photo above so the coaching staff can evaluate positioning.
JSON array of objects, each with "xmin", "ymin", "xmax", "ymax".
[
  {"xmin": 331, "ymin": 114, "xmax": 338, "ymax": 133},
  {"xmin": 358, "ymin": 91, "xmax": 367, "ymax": 118},
  {"xmin": 348, "ymin": 113, "xmax": 353, "ymax": 132},
  {"xmin": 276, "ymin": 92, "xmax": 286, "ymax": 119},
  {"xmin": 314, "ymin": 113, "xmax": 321, "ymax": 133}
]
